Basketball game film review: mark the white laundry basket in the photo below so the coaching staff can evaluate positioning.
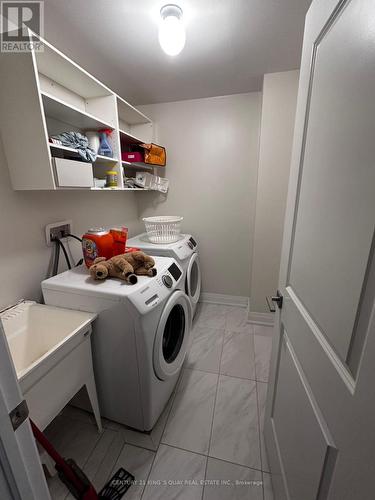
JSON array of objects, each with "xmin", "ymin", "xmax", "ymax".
[{"xmin": 143, "ymin": 216, "xmax": 183, "ymax": 243}]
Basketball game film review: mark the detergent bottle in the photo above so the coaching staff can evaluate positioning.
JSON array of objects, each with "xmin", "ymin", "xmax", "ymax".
[
  {"xmin": 82, "ymin": 228, "xmax": 114, "ymax": 268},
  {"xmin": 98, "ymin": 129, "xmax": 113, "ymax": 157}
]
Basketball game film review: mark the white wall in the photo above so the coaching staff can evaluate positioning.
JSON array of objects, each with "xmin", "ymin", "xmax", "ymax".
[
  {"xmin": 0, "ymin": 137, "xmax": 142, "ymax": 310},
  {"xmin": 0, "ymin": 79, "xmax": 297, "ymax": 310},
  {"xmin": 249, "ymin": 71, "xmax": 299, "ymax": 314},
  {"xmin": 139, "ymin": 93, "xmax": 262, "ymax": 298}
]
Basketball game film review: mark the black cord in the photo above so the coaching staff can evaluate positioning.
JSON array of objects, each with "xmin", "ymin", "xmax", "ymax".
[
  {"xmin": 66, "ymin": 233, "xmax": 84, "ymax": 266},
  {"xmin": 52, "ymin": 233, "xmax": 82, "ymax": 270},
  {"xmin": 52, "ymin": 240, "xmax": 60, "ymax": 276},
  {"xmin": 54, "ymin": 238, "xmax": 72, "ymax": 269},
  {"xmin": 66, "ymin": 233, "xmax": 82, "ymax": 243}
]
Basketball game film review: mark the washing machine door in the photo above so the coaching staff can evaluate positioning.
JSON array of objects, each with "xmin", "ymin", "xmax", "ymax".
[
  {"xmin": 153, "ymin": 291, "xmax": 191, "ymax": 381},
  {"xmin": 186, "ymin": 253, "xmax": 201, "ymax": 306}
]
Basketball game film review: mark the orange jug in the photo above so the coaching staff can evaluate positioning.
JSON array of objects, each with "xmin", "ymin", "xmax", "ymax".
[{"xmin": 82, "ymin": 228, "xmax": 114, "ymax": 268}]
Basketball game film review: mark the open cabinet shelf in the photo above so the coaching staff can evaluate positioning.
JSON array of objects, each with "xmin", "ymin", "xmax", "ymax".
[
  {"xmin": 0, "ymin": 29, "xmax": 162, "ymax": 191},
  {"xmin": 91, "ymin": 187, "xmax": 151, "ymax": 191},
  {"xmin": 42, "ymin": 92, "xmax": 115, "ymax": 131},
  {"xmin": 121, "ymin": 160, "xmax": 163, "ymax": 170},
  {"xmin": 119, "ymin": 129, "xmax": 143, "ymax": 144},
  {"xmin": 50, "ymin": 143, "xmax": 119, "ymax": 164}
]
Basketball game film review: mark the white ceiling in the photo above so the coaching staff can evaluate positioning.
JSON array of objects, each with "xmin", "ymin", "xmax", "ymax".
[{"xmin": 43, "ymin": 0, "xmax": 312, "ymax": 105}]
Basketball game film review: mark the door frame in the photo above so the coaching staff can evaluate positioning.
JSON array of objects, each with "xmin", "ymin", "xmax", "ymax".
[{"xmin": 0, "ymin": 318, "xmax": 50, "ymax": 500}]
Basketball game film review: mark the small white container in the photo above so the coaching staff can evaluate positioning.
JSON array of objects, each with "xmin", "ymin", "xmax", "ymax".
[
  {"xmin": 135, "ymin": 172, "xmax": 153, "ymax": 189},
  {"xmin": 143, "ymin": 216, "xmax": 183, "ymax": 243},
  {"xmin": 86, "ymin": 131, "xmax": 100, "ymax": 153},
  {"xmin": 156, "ymin": 177, "xmax": 169, "ymax": 193},
  {"xmin": 94, "ymin": 178, "xmax": 106, "ymax": 188}
]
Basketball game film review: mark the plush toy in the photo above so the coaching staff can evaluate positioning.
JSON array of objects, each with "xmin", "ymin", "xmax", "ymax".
[{"xmin": 89, "ymin": 251, "xmax": 157, "ymax": 284}]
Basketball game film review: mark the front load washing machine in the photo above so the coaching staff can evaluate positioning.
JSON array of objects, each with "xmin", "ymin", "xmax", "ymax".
[
  {"xmin": 127, "ymin": 233, "xmax": 201, "ymax": 316},
  {"xmin": 41, "ymin": 256, "xmax": 191, "ymax": 431}
]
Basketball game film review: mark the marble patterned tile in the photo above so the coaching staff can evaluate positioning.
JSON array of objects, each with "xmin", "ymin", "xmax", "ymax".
[
  {"xmin": 47, "ymin": 473, "xmax": 70, "ymax": 500},
  {"xmin": 263, "ymin": 473, "xmax": 274, "ymax": 500},
  {"xmin": 110, "ymin": 444, "xmax": 155, "ymax": 500},
  {"xmin": 253, "ymin": 324, "xmax": 274, "ymax": 336},
  {"xmin": 92, "ymin": 393, "xmax": 175, "ymax": 452},
  {"xmin": 81, "ymin": 428, "xmax": 118, "ymax": 479},
  {"xmin": 185, "ymin": 326, "xmax": 224, "ymax": 373},
  {"xmin": 151, "ymin": 395, "xmax": 174, "ymax": 449},
  {"xmin": 257, "ymin": 382, "xmax": 270, "ymax": 472},
  {"xmin": 225, "ymin": 306, "xmax": 252, "ymax": 332},
  {"xmin": 91, "ymin": 433, "xmax": 126, "ymax": 491},
  {"xmin": 65, "ymin": 428, "xmax": 119, "ymax": 500},
  {"xmin": 194, "ymin": 303, "xmax": 227, "ymax": 329},
  {"xmin": 45, "ymin": 414, "xmax": 102, "ymax": 499},
  {"xmin": 162, "ymin": 369, "xmax": 218, "ymax": 454},
  {"xmin": 220, "ymin": 330, "xmax": 256, "ymax": 379},
  {"xmin": 118, "ymin": 427, "xmax": 155, "ymax": 451},
  {"xmin": 142, "ymin": 444, "xmax": 206, "ymax": 500},
  {"xmin": 44, "ymin": 414, "xmax": 101, "ymax": 467},
  {"xmin": 203, "ymin": 458, "xmax": 263, "ymax": 500},
  {"xmin": 60, "ymin": 404, "xmax": 97, "ymax": 427},
  {"xmin": 254, "ymin": 325, "xmax": 273, "ymax": 382},
  {"xmin": 210, "ymin": 375, "xmax": 261, "ymax": 469}
]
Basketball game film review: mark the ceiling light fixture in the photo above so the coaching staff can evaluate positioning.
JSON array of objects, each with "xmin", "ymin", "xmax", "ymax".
[{"xmin": 159, "ymin": 4, "xmax": 186, "ymax": 56}]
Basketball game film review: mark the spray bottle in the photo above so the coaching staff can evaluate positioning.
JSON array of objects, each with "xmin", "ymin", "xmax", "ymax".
[{"xmin": 98, "ymin": 129, "xmax": 113, "ymax": 157}]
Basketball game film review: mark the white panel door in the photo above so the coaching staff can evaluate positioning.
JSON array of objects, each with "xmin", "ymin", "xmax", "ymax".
[{"xmin": 264, "ymin": 1, "xmax": 375, "ymax": 499}]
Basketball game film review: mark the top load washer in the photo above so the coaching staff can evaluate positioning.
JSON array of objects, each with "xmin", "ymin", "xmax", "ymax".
[
  {"xmin": 41, "ymin": 256, "xmax": 191, "ymax": 431},
  {"xmin": 127, "ymin": 233, "xmax": 201, "ymax": 316}
]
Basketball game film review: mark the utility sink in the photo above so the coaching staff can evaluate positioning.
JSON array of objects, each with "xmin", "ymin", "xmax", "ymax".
[
  {"xmin": 2, "ymin": 302, "xmax": 95, "ymax": 379},
  {"xmin": 1, "ymin": 301, "xmax": 101, "ymax": 431}
]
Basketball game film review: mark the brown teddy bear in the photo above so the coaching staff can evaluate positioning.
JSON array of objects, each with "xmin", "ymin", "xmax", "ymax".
[{"xmin": 89, "ymin": 251, "xmax": 157, "ymax": 284}]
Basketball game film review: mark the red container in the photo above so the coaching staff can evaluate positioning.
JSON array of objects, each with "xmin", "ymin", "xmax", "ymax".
[
  {"xmin": 110, "ymin": 227, "xmax": 128, "ymax": 256},
  {"xmin": 82, "ymin": 228, "xmax": 113, "ymax": 268},
  {"xmin": 121, "ymin": 151, "xmax": 144, "ymax": 163}
]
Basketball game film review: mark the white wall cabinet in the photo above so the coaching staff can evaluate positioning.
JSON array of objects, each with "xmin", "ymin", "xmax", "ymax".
[{"xmin": 0, "ymin": 31, "xmax": 158, "ymax": 191}]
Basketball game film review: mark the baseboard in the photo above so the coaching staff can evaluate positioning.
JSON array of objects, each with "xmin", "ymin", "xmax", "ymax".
[
  {"xmin": 199, "ymin": 293, "xmax": 249, "ymax": 308},
  {"xmin": 248, "ymin": 311, "xmax": 275, "ymax": 326}
]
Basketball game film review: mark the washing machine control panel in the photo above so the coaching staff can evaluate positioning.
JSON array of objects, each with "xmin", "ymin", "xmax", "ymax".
[
  {"xmin": 187, "ymin": 237, "xmax": 197, "ymax": 250},
  {"xmin": 128, "ymin": 260, "xmax": 184, "ymax": 315},
  {"xmin": 173, "ymin": 236, "xmax": 198, "ymax": 261}
]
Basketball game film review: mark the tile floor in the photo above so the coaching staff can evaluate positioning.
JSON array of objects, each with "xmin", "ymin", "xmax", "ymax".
[{"xmin": 45, "ymin": 303, "xmax": 274, "ymax": 500}]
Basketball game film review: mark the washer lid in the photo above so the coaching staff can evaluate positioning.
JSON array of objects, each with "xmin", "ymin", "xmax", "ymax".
[{"xmin": 41, "ymin": 256, "xmax": 176, "ymax": 302}]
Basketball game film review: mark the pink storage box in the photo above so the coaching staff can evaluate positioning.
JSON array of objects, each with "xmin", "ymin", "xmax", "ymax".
[{"xmin": 122, "ymin": 151, "xmax": 144, "ymax": 162}]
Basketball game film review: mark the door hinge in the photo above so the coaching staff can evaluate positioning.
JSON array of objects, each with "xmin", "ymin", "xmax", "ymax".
[
  {"xmin": 9, "ymin": 400, "xmax": 29, "ymax": 431},
  {"xmin": 266, "ymin": 290, "xmax": 284, "ymax": 312}
]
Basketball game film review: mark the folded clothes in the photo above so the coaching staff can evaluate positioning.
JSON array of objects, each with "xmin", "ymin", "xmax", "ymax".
[{"xmin": 51, "ymin": 132, "xmax": 97, "ymax": 162}]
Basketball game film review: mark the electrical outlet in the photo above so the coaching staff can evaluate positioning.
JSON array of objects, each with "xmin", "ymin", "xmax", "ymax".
[{"xmin": 45, "ymin": 220, "xmax": 72, "ymax": 246}]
